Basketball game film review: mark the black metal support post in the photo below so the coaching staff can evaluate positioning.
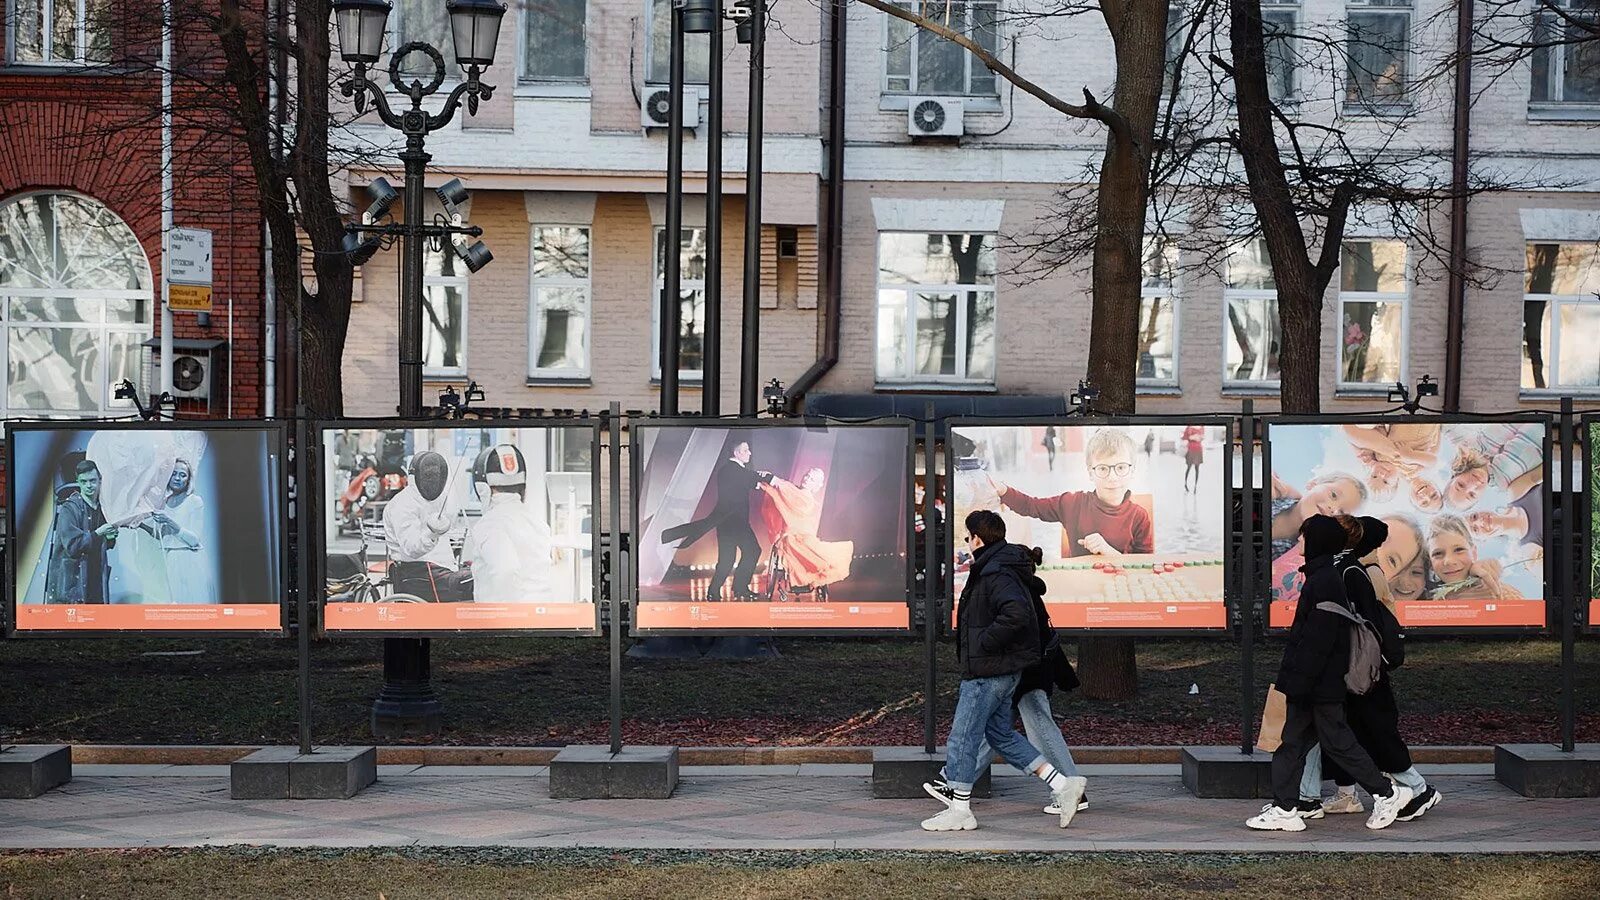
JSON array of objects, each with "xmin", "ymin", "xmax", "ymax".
[
  {"xmin": 295, "ymin": 408, "xmax": 314, "ymax": 756},
  {"xmin": 662, "ymin": 4, "xmax": 687, "ymax": 416},
  {"xmin": 1239, "ymin": 400, "xmax": 1256, "ymax": 755},
  {"xmin": 923, "ymin": 402, "xmax": 938, "ymax": 754},
  {"xmin": 704, "ymin": 2, "xmax": 724, "ymax": 416},
  {"xmin": 739, "ymin": 0, "xmax": 765, "ymax": 417},
  {"xmin": 1561, "ymin": 397, "xmax": 1576, "ymax": 752},
  {"xmin": 609, "ymin": 402, "xmax": 625, "ymax": 754}
]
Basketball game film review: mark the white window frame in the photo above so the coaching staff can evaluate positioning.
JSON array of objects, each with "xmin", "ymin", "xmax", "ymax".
[
  {"xmin": 1262, "ymin": 0, "xmax": 1301, "ymax": 103},
  {"xmin": 0, "ymin": 191, "xmax": 153, "ymax": 418},
  {"xmin": 642, "ymin": 0, "xmax": 710, "ymax": 86},
  {"xmin": 1221, "ymin": 238, "xmax": 1281, "ymax": 391},
  {"xmin": 1522, "ymin": 239, "xmax": 1600, "ymax": 395},
  {"xmin": 651, "ymin": 225, "xmax": 707, "ymax": 382},
  {"xmin": 1138, "ymin": 237, "xmax": 1181, "ymax": 392},
  {"xmin": 1530, "ymin": 0, "xmax": 1600, "ymax": 110},
  {"xmin": 5, "ymin": 0, "xmax": 104, "ymax": 66},
  {"xmin": 1343, "ymin": 0, "xmax": 1414, "ymax": 111},
  {"xmin": 528, "ymin": 224, "xmax": 593, "ymax": 381},
  {"xmin": 520, "ymin": 0, "xmax": 588, "ymax": 83},
  {"xmin": 874, "ymin": 231, "xmax": 998, "ymax": 387},
  {"xmin": 1335, "ymin": 238, "xmax": 1411, "ymax": 392},
  {"xmin": 881, "ymin": 0, "xmax": 1001, "ymax": 98}
]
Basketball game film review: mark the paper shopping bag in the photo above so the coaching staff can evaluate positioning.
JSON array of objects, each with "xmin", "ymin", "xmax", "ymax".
[{"xmin": 1255, "ymin": 683, "xmax": 1288, "ymax": 753}]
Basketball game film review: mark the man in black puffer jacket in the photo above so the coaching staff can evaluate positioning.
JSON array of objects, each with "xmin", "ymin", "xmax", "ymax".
[
  {"xmin": 921, "ymin": 510, "xmax": 1087, "ymax": 833},
  {"xmin": 1248, "ymin": 514, "xmax": 1413, "ymax": 834}
]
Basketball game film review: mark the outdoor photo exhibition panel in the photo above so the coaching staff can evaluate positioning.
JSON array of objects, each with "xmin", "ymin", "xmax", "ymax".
[
  {"xmin": 5, "ymin": 420, "xmax": 288, "ymax": 636},
  {"xmin": 316, "ymin": 419, "xmax": 601, "ymax": 636},
  {"xmin": 1265, "ymin": 415, "xmax": 1551, "ymax": 631},
  {"xmin": 631, "ymin": 419, "xmax": 914, "ymax": 636},
  {"xmin": 1582, "ymin": 415, "xmax": 1600, "ymax": 632},
  {"xmin": 948, "ymin": 419, "xmax": 1232, "ymax": 633}
]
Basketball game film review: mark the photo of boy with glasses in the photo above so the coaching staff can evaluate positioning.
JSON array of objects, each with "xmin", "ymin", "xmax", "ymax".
[{"xmin": 985, "ymin": 429, "xmax": 1154, "ymax": 557}]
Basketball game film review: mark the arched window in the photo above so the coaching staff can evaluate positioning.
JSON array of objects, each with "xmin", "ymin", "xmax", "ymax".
[{"xmin": 0, "ymin": 193, "xmax": 153, "ymax": 416}]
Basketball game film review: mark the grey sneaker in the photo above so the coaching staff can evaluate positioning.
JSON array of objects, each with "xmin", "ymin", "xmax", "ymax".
[{"xmin": 1052, "ymin": 776, "xmax": 1088, "ymax": 828}]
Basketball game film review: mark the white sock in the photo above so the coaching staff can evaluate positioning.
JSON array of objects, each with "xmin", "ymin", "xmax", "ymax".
[
  {"xmin": 1337, "ymin": 785, "xmax": 1356, "ymax": 798},
  {"xmin": 949, "ymin": 795, "xmax": 971, "ymax": 813},
  {"xmin": 1035, "ymin": 764, "xmax": 1070, "ymax": 793}
]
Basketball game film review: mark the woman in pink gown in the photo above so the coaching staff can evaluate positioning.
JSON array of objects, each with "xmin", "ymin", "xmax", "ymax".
[{"xmin": 758, "ymin": 468, "xmax": 854, "ymax": 594}]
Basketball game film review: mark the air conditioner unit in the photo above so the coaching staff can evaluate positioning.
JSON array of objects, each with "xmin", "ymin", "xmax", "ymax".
[
  {"xmin": 171, "ymin": 351, "xmax": 211, "ymax": 399},
  {"xmin": 907, "ymin": 96, "xmax": 964, "ymax": 138},
  {"xmin": 143, "ymin": 337, "xmax": 225, "ymax": 402},
  {"xmin": 642, "ymin": 87, "xmax": 700, "ymax": 129}
]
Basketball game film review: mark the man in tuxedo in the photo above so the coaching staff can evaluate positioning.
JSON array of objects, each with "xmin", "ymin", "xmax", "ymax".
[{"xmin": 661, "ymin": 439, "xmax": 772, "ymax": 600}]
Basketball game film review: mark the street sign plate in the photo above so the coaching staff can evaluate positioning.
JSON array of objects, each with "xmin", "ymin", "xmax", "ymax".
[
  {"xmin": 168, "ymin": 227, "xmax": 213, "ymax": 285},
  {"xmin": 168, "ymin": 283, "xmax": 213, "ymax": 311}
]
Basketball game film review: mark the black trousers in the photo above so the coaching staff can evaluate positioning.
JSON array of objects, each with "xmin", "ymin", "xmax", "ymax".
[
  {"xmin": 710, "ymin": 523, "xmax": 761, "ymax": 596},
  {"xmin": 1322, "ymin": 680, "xmax": 1414, "ymax": 785},
  {"xmin": 1273, "ymin": 700, "xmax": 1390, "ymax": 809}
]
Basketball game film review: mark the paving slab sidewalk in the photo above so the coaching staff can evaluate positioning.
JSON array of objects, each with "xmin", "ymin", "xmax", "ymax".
[{"xmin": 1, "ymin": 764, "xmax": 1594, "ymax": 853}]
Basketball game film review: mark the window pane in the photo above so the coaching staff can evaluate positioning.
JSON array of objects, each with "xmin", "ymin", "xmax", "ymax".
[
  {"xmin": 969, "ymin": 2, "xmax": 998, "ymax": 95},
  {"xmin": 1226, "ymin": 239, "xmax": 1275, "ymax": 290},
  {"xmin": 877, "ymin": 290, "xmax": 907, "ymax": 379},
  {"xmin": 534, "ymin": 286, "xmax": 589, "ymax": 372},
  {"xmin": 13, "ymin": 0, "xmax": 44, "ymax": 62},
  {"xmin": 885, "ymin": 14, "xmax": 913, "ymax": 92},
  {"xmin": 1341, "ymin": 299, "xmax": 1403, "ymax": 383},
  {"xmin": 397, "ymin": 0, "xmax": 460, "ymax": 78},
  {"xmin": 1225, "ymin": 297, "xmax": 1280, "ymax": 381},
  {"xmin": 1346, "ymin": 11, "xmax": 1408, "ymax": 104},
  {"xmin": 85, "ymin": 0, "xmax": 111, "ymax": 63},
  {"xmin": 1523, "ymin": 300, "xmax": 1552, "ymax": 390},
  {"xmin": 914, "ymin": 292, "xmax": 957, "ymax": 377},
  {"xmin": 422, "ymin": 283, "xmax": 465, "ymax": 371},
  {"xmin": 648, "ymin": 0, "xmax": 710, "ymax": 83},
  {"xmin": 55, "ymin": 196, "xmax": 151, "ymax": 290},
  {"xmin": 1527, "ymin": 242, "xmax": 1600, "ymax": 296},
  {"xmin": 532, "ymin": 226, "xmax": 590, "ymax": 278},
  {"xmin": 1561, "ymin": 9, "xmax": 1600, "ymax": 102},
  {"xmin": 524, "ymin": 0, "xmax": 586, "ymax": 79},
  {"xmin": 678, "ymin": 288, "xmax": 705, "ymax": 373},
  {"xmin": 1138, "ymin": 296, "xmax": 1176, "ymax": 381},
  {"xmin": 8, "ymin": 326, "xmax": 97, "ymax": 411},
  {"xmin": 878, "ymin": 233, "xmax": 994, "ymax": 285},
  {"xmin": 1164, "ymin": 2, "xmax": 1187, "ymax": 94},
  {"xmin": 965, "ymin": 288, "xmax": 995, "ymax": 380},
  {"xmin": 1142, "ymin": 239, "xmax": 1177, "ymax": 289},
  {"xmin": 10, "ymin": 296, "xmax": 95, "ymax": 324},
  {"xmin": 1263, "ymin": 9, "xmax": 1297, "ymax": 99},
  {"xmin": 916, "ymin": 22, "xmax": 966, "ymax": 94},
  {"xmin": 1558, "ymin": 303, "xmax": 1600, "ymax": 386},
  {"xmin": 1341, "ymin": 240, "xmax": 1407, "ymax": 292},
  {"xmin": 52, "ymin": 0, "xmax": 77, "ymax": 60}
]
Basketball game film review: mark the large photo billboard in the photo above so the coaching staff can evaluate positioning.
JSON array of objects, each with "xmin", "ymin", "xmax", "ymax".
[
  {"xmin": 633, "ymin": 421, "xmax": 912, "ymax": 634},
  {"xmin": 7, "ymin": 423, "xmax": 286, "ymax": 634},
  {"xmin": 951, "ymin": 422, "xmax": 1229, "ymax": 630},
  {"xmin": 319, "ymin": 422, "xmax": 598, "ymax": 635},
  {"xmin": 1268, "ymin": 419, "xmax": 1548, "ymax": 629}
]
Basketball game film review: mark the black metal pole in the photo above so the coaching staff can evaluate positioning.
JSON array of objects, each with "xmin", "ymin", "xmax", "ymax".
[
  {"xmin": 739, "ymin": 0, "xmax": 765, "ymax": 417},
  {"xmin": 296, "ymin": 408, "xmax": 313, "ymax": 756},
  {"xmin": 704, "ymin": 2, "xmax": 724, "ymax": 416},
  {"xmin": 662, "ymin": 4, "xmax": 687, "ymax": 415},
  {"xmin": 1561, "ymin": 397, "xmax": 1576, "ymax": 753},
  {"xmin": 923, "ymin": 402, "xmax": 938, "ymax": 754},
  {"xmin": 609, "ymin": 402, "xmax": 625, "ymax": 755},
  {"xmin": 373, "ymin": 128, "xmax": 441, "ymax": 739},
  {"xmin": 1239, "ymin": 400, "xmax": 1256, "ymax": 756}
]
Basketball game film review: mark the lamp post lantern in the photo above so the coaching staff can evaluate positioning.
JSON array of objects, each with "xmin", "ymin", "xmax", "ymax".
[{"xmin": 332, "ymin": 0, "xmax": 504, "ymax": 738}]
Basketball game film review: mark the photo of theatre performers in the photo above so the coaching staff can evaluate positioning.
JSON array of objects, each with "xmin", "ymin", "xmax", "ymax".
[
  {"xmin": 1269, "ymin": 420, "xmax": 1547, "ymax": 628},
  {"xmin": 320, "ymin": 425, "xmax": 596, "ymax": 633},
  {"xmin": 951, "ymin": 424, "xmax": 1228, "ymax": 630},
  {"xmin": 9, "ymin": 425, "xmax": 283, "ymax": 632},
  {"xmin": 634, "ymin": 424, "xmax": 911, "ymax": 633}
]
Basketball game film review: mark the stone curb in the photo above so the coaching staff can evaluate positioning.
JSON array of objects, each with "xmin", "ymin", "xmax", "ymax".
[{"xmin": 63, "ymin": 744, "xmax": 1496, "ymax": 767}]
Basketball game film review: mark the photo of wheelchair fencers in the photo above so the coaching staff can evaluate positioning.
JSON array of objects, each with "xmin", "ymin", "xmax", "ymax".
[
  {"xmin": 320, "ymin": 424, "xmax": 598, "ymax": 634},
  {"xmin": 632, "ymin": 423, "xmax": 913, "ymax": 633}
]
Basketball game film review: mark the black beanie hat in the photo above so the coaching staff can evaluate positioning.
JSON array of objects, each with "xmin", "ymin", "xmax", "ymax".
[
  {"xmin": 1301, "ymin": 514, "xmax": 1348, "ymax": 561},
  {"xmin": 1353, "ymin": 516, "xmax": 1389, "ymax": 558}
]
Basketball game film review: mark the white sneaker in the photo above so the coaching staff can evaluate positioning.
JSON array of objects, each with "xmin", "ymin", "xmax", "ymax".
[
  {"xmin": 1246, "ymin": 804, "xmax": 1308, "ymax": 832},
  {"xmin": 1043, "ymin": 792, "xmax": 1090, "ymax": 815},
  {"xmin": 921, "ymin": 805, "xmax": 978, "ymax": 832},
  {"xmin": 1396, "ymin": 787, "xmax": 1442, "ymax": 822},
  {"xmin": 1366, "ymin": 785, "xmax": 1415, "ymax": 830},
  {"xmin": 1320, "ymin": 792, "xmax": 1365, "ymax": 815},
  {"xmin": 1052, "ymin": 776, "xmax": 1088, "ymax": 828},
  {"xmin": 1263, "ymin": 801, "xmax": 1324, "ymax": 820}
]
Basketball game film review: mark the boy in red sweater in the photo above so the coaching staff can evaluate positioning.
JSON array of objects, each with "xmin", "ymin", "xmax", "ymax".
[{"xmin": 987, "ymin": 429, "xmax": 1154, "ymax": 557}]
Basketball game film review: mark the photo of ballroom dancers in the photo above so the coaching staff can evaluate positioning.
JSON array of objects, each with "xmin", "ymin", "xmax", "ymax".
[
  {"xmin": 950, "ymin": 424, "xmax": 1227, "ymax": 629},
  {"xmin": 10, "ymin": 426, "xmax": 282, "ymax": 614},
  {"xmin": 321, "ymin": 426, "xmax": 594, "ymax": 611},
  {"xmin": 1269, "ymin": 421, "xmax": 1546, "ymax": 627},
  {"xmin": 634, "ymin": 424, "xmax": 910, "ymax": 620}
]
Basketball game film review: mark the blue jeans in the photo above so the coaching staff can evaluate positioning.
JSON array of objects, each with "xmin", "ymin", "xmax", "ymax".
[
  {"xmin": 973, "ymin": 689, "xmax": 1079, "ymax": 779},
  {"xmin": 1299, "ymin": 745, "xmax": 1428, "ymax": 801},
  {"xmin": 945, "ymin": 673, "xmax": 1047, "ymax": 792}
]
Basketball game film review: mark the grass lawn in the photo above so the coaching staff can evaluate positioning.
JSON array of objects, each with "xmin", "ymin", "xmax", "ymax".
[
  {"xmin": 3, "ymin": 849, "xmax": 1599, "ymax": 899},
  {"xmin": 1, "ymin": 635, "xmax": 1594, "ymax": 746}
]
